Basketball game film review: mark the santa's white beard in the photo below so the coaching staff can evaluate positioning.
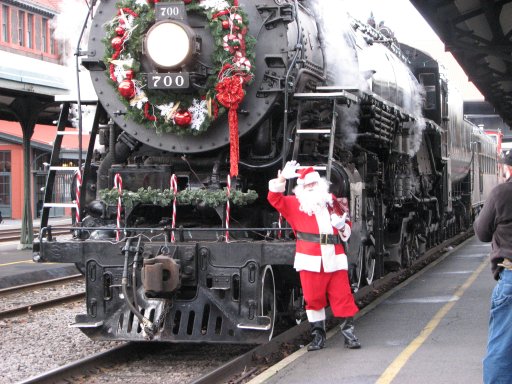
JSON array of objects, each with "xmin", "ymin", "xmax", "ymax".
[{"xmin": 293, "ymin": 179, "xmax": 332, "ymax": 215}]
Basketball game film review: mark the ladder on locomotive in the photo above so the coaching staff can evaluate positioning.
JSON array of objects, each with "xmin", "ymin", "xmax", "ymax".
[
  {"xmin": 40, "ymin": 101, "xmax": 99, "ymax": 228},
  {"xmin": 291, "ymin": 86, "xmax": 359, "ymax": 182}
]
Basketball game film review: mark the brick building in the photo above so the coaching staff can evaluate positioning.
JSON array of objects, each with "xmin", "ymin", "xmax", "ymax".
[
  {"xmin": 0, "ymin": 0, "xmax": 85, "ymax": 220},
  {"xmin": 0, "ymin": 0, "xmax": 62, "ymax": 60}
]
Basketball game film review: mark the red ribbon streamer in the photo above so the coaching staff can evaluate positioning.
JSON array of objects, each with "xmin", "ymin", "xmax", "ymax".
[{"xmin": 215, "ymin": 76, "xmax": 245, "ymax": 176}]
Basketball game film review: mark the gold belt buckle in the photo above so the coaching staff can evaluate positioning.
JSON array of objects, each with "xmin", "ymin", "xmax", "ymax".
[{"xmin": 320, "ymin": 233, "xmax": 329, "ymax": 245}]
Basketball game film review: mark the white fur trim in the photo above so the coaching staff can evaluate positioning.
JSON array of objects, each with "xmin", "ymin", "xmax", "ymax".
[
  {"xmin": 268, "ymin": 178, "xmax": 286, "ymax": 193},
  {"xmin": 306, "ymin": 308, "xmax": 326, "ymax": 322},
  {"xmin": 294, "ymin": 252, "xmax": 348, "ymax": 272},
  {"xmin": 339, "ymin": 224, "xmax": 351, "ymax": 242},
  {"xmin": 297, "ymin": 171, "xmax": 321, "ymax": 185}
]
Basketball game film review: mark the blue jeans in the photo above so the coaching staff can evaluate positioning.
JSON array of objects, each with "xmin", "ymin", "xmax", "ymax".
[{"xmin": 483, "ymin": 269, "xmax": 512, "ymax": 384}]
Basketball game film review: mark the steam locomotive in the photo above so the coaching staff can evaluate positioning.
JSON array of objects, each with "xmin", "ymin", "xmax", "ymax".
[{"xmin": 33, "ymin": 0, "xmax": 499, "ymax": 344}]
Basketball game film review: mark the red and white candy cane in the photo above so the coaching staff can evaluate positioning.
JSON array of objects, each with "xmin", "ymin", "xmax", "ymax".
[
  {"xmin": 74, "ymin": 169, "xmax": 82, "ymax": 223},
  {"xmin": 278, "ymin": 213, "xmax": 282, "ymax": 239},
  {"xmin": 225, "ymin": 175, "xmax": 231, "ymax": 242},
  {"xmin": 114, "ymin": 173, "xmax": 123, "ymax": 241},
  {"xmin": 170, "ymin": 174, "xmax": 178, "ymax": 243}
]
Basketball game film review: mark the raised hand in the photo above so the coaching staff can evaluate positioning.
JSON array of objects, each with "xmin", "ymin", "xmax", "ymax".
[{"xmin": 280, "ymin": 160, "xmax": 301, "ymax": 179}]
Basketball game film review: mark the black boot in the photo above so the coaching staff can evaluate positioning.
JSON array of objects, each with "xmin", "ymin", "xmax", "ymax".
[
  {"xmin": 340, "ymin": 317, "xmax": 361, "ymax": 349},
  {"xmin": 307, "ymin": 320, "xmax": 326, "ymax": 351}
]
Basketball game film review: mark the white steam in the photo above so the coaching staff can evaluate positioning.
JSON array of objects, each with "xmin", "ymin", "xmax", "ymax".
[
  {"xmin": 52, "ymin": 0, "xmax": 97, "ymax": 130},
  {"xmin": 52, "ymin": 0, "xmax": 91, "ymax": 68},
  {"xmin": 309, "ymin": 0, "xmax": 367, "ymax": 147},
  {"xmin": 309, "ymin": 0, "xmax": 427, "ymax": 155}
]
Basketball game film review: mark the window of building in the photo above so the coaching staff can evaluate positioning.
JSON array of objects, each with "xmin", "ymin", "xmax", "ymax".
[
  {"xmin": 18, "ymin": 10, "xmax": 24, "ymax": 46},
  {"xmin": 50, "ymin": 26, "xmax": 55, "ymax": 54},
  {"xmin": 2, "ymin": 5, "xmax": 9, "ymax": 43},
  {"xmin": 0, "ymin": 151, "xmax": 11, "ymax": 212},
  {"xmin": 41, "ymin": 18, "xmax": 48, "ymax": 52},
  {"xmin": 27, "ymin": 13, "xmax": 33, "ymax": 49}
]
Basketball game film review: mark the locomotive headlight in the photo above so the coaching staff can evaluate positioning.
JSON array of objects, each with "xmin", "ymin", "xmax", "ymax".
[{"xmin": 144, "ymin": 21, "xmax": 196, "ymax": 69}]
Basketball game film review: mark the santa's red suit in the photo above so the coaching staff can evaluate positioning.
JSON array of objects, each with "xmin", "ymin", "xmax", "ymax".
[{"xmin": 268, "ymin": 177, "xmax": 359, "ymax": 322}]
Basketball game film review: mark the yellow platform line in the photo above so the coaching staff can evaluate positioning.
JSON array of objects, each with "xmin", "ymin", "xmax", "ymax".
[
  {"xmin": 376, "ymin": 257, "xmax": 489, "ymax": 384},
  {"xmin": 0, "ymin": 260, "xmax": 57, "ymax": 267}
]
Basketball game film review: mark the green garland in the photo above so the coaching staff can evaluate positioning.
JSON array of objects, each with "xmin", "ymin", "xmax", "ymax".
[
  {"xmin": 99, "ymin": 186, "xmax": 258, "ymax": 209},
  {"xmin": 104, "ymin": 0, "xmax": 256, "ymax": 136}
]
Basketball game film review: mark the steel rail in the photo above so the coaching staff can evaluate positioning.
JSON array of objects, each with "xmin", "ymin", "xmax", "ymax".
[
  {"xmin": 0, "ymin": 274, "xmax": 83, "ymax": 295},
  {"xmin": 17, "ymin": 343, "xmax": 135, "ymax": 384},
  {"xmin": 0, "ymin": 292, "xmax": 85, "ymax": 320}
]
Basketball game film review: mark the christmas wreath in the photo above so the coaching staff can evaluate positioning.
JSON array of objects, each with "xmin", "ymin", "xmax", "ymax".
[
  {"xmin": 104, "ymin": 0, "xmax": 255, "ymax": 176},
  {"xmin": 99, "ymin": 186, "xmax": 258, "ymax": 209}
]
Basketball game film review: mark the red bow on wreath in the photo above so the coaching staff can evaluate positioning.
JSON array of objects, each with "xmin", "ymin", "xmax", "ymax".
[{"xmin": 215, "ymin": 75, "xmax": 245, "ymax": 177}]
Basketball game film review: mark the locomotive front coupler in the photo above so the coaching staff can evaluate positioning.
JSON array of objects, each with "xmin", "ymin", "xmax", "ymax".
[{"xmin": 120, "ymin": 236, "xmax": 161, "ymax": 339}]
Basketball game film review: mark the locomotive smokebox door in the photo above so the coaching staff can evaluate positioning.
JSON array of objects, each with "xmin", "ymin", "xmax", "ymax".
[{"xmin": 142, "ymin": 255, "xmax": 180, "ymax": 297}]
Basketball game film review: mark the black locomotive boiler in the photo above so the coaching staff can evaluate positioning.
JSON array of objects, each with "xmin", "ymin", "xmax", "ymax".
[{"xmin": 33, "ymin": 0, "xmax": 499, "ymax": 344}]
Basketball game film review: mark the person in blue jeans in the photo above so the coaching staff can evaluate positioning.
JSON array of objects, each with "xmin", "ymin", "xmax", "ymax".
[{"xmin": 474, "ymin": 150, "xmax": 512, "ymax": 384}]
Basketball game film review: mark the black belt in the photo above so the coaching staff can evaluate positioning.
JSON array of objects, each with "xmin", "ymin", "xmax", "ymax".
[{"xmin": 296, "ymin": 231, "xmax": 342, "ymax": 245}]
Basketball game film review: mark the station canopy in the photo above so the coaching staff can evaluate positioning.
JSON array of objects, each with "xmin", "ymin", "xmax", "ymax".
[{"xmin": 410, "ymin": 0, "xmax": 512, "ymax": 129}]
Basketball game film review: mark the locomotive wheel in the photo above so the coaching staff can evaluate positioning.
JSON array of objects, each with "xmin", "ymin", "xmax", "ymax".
[
  {"xmin": 402, "ymin": 233, "xmax": 420, "ymax": 267},
  {"xmin": 400, "ymin": 236, "xmax": 412, "ymax": 268},
  {"xmin": 353, "ymin": 246, "xmax": 364, "ymax": 291},
  {"xmin": 364, "ymin": 245, "xmax": 376, "ymax": 285},
  {"xmin": 261, "ymin": 265, "xmax": 276, "ymax": 340}
]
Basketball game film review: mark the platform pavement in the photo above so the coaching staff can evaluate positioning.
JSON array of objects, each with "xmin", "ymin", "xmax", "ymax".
[
  {"xmin": 249, "ymin": 236, "xmax": 494, "ymax": 384},
  {"xmin": 0, "ymin": 217, "xmax": 78, "ymax": 288}
]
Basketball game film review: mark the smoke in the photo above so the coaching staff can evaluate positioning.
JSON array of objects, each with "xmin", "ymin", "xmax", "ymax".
[
  {"xmin": 309, "ymin": 0, "xmax": 427, "ymax": 155},
  {"xmin": 52, "ymin": 0, "xmax": 91, "ymax": 68},
  {"xmin": 52, "ymin": 0, "xmax": 97, "ymax": 131},
  {"xmin": 403, "ymin": 68, "xmax": 426, "ymax": 156},
  {"xmin": 309, "ymin": 0, "xmax": 367, "ymax": 147}
]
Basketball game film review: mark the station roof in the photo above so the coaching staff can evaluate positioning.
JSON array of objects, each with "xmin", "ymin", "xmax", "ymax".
[
  {"xmin": 410, "ymin": 0, "xmax": 512, "ymax": 131},
  {"xmin": 0, "ymin": 119, "xmax": 90, "ymax": 157},
  {"xmin": 0, "ymin": 50, "xmax": 72, "ymax": 125}
]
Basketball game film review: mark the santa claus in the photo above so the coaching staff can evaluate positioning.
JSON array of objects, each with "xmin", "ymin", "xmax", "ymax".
[{"xmin": 268, "ymin": 160, "xmax": 360, "ymax": 350}]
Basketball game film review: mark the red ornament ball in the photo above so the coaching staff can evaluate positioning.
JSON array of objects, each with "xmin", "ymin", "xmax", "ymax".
[
  {"xmin": 125, "ymin": 69, "xmax": 134, "ymax": 80},
  {"xmin": 221, "ymin": 19, "xmax": 230, "ymax": 29},
  {"xmin": 118, "ymin": 79, "xmax": 135, "ymax": 99},
  {"xmin": 174, "ymin": 110, "xmax": 192, "ymax": 126},
  {"xmin": 111, "ymin": 36, "xmax": 124, "ymax": 51},
  {"xmin": 115, "ymin": 26, "xmax": 125, "ymax": 36}
]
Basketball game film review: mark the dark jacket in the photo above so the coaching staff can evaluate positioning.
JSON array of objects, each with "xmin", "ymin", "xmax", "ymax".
[{"xmin": 474, "ymin": 178, "xmax": 512, "ymax": 280}]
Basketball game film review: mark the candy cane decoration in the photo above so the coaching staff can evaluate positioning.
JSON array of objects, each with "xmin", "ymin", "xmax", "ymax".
[
  {"xmin": 225, "ymin": 175, "xmax": 231, "ymax": 242},
  {"xmin": 74, "ymin": 169, "xmax": 82, "ymax": 224},
  {"xmin": 114, "ymin": 173, "xmax": 123, "ymax": 241},
  {"xmin": 170, "ymin": 174, "xmax": 178, "ymax": 243}
]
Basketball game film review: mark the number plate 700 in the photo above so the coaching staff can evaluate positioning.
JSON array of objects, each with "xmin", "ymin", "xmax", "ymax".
[{"xmin": 148, "ymin": 73, "xmax": 190, "ymax": 89}]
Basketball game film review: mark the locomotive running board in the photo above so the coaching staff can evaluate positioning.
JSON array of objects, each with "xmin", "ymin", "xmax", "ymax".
[
  {"xmin": 70, "ymin": 321, "xmax": 104, "ymax": 328},
  {"xmin": 237, "ymin": 315, "xmax": 272, "ymax": 331}
]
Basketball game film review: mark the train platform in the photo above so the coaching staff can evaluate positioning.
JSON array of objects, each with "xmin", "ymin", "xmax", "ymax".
[
  {"xmin": 249, "ymin": 235, "xmax": 493, "ymax": 384},
  {"xmin": 0, "ymin": 217, "xmax": 78, "ymax": 289}
]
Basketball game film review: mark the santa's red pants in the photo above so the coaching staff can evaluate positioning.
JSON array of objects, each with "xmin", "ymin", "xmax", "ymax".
[{"xmin": 300, "ymin": 269, "xmax": 359, "ymax": 318}]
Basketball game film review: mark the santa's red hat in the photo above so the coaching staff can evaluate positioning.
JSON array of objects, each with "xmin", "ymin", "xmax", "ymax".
[{"xmin": 297, "ymin": 167, "xmax": 321, "ymax": 185}]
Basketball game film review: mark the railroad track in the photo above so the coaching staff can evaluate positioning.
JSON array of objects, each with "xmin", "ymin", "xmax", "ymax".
[
  {"xmin": 0, "ymin": 225, "xmax": 71, "ymax": 242},
  {"xmin": 15, "ymin": 230, "xmax": 473, "ymax": 384},
  {"xmin": 0, "ymin": 275, "xmax": 85, "ymax": 320}
]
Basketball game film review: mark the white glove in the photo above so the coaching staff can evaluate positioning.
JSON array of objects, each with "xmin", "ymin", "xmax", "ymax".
[
  {"xmin": 331, "ymin": 212, "xmax": 347, "ymax": 230},
  {"xmin": 280, "ymin": 160, "xmax": 301, "ymax": 179}
]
